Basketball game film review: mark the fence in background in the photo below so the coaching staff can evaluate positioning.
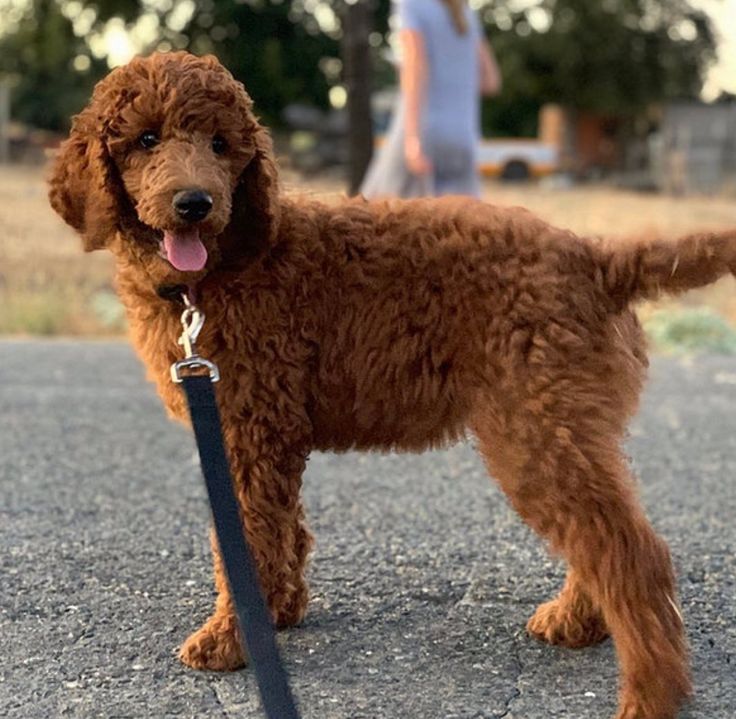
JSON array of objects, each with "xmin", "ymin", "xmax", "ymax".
[{"xmin": 653, "ymin": 102, "xmax": 736, "ymax": 194}]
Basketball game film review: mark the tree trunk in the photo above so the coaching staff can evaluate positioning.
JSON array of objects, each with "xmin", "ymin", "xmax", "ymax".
[
  {"xmin": 342, "ymin": 0, "xmax": 374, "ymax": 195},
  {"xmin": 0, "ymin": 82, "xmax": 10, "ymax": 164}
]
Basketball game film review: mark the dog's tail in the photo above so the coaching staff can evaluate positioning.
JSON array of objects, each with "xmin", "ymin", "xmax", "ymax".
[{"xmin": 596, "ymin": 228, "xmax": 736, "ymax": 309}]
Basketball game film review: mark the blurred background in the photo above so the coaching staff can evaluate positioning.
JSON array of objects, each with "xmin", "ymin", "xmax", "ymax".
[{"xmin": 0, "ymin": 0, "xmax": 735, "ymax": 350}]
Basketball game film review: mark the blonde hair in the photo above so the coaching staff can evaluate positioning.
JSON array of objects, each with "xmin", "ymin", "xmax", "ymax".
[{"xmin": 443, "ymin": 0, "xmax": 469, "ymax": 35}]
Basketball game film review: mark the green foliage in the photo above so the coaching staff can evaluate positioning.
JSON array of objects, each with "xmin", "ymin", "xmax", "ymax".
[
  {"xmin": 479, "ymin": 0, "xmax": 716, "ymax": 136},
  {"xmin": 180, "ymin": 1, "xmax": 339, "ymax": 124},
  {"xmin": 0, "ymin": 0, "xmax": 107, "ymax": 130},
  {"xmin": 644, "ymin": 308, "xmax": 736, "ymax": 355},
  {"xmin": 0, "ymin": 0, "xmax": 718, "ymax": 135},
  {"xmin": 179, "ymin": 0, "xmax": 390, "ymax": 124},
  {"xmin": 91, "ymin": 0, "xmax": 140, "ymax": 24}
]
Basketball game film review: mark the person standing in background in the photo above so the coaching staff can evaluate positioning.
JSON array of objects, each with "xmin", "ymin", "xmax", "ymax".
[{"xmin": 361, "ymin": 0, "xmax": 501, "ymax": 199}]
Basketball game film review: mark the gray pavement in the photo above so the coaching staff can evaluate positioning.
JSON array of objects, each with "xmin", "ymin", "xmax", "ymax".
[{"xmin": 1, "ymin": 340, "xmax": 734, "ymax": 719}]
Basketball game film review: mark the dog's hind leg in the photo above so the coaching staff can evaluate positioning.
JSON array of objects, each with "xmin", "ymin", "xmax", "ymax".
[{"xmin": 471, "ymin": 391, "xmax": 689, "ymax": 719}]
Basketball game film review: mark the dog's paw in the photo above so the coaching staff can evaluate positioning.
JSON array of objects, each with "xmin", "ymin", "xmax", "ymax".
[
  {"xmin": 179, "ymin": 616, "xmax": 246, "ymax": 671},
  {"xmin": 613, "ymin": 704, "xmax": 644, "ymax": 719},
  {"xmin": 527, "ymin": 598, "xmax": 608, "ymax": 649},
  {"xmin": 613, "ymin": 701, "xmax": 677, "ymax": 719},
  {"xmin": 271, "ymin": 591, "xmax": 309, "ymax": 629}
]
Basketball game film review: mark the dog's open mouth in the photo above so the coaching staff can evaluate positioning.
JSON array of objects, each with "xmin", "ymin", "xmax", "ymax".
[{"xmin": 159, "ymin": 227, "xmax": 208, "ymax": 272}]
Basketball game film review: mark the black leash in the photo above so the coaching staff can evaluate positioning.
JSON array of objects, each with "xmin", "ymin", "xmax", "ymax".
[{"xmin": 171, "ymin": 296, "xmax": 300, "ymax": 719}]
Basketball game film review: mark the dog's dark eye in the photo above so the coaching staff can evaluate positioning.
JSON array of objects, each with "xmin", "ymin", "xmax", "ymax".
[
  {"xmin": 139, "ymin": 131, "xmax": 159, "ymax": 150},
  {"xmin": 212, "ymin": 135, "xmax": 227, "ymax": 155}
]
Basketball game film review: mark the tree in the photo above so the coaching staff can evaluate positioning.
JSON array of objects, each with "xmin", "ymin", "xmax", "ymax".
[
  {"xmin": 0, "ymin": 0, "xmax": 100, "ymax": 130},
  {"xmin": 477, "ymin": 0, "xmax": 716, "ymax": 136},
  {"xmin": 177, "ymin": 1, "xmax": 340, "ymax": 125},
  {"xmin": 0, "ymin": 0, "xmax": 717, "ymax": 141},
  {"xmin": 341, "ymin": 0, "xmax": 374, "ymax": 194}
]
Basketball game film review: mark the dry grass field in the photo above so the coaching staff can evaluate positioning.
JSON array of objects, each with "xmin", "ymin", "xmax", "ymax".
[
  {"xmin": 0, "ymin": 165, "xmax": 115, "ymax": 335},
  {"xmin": 1, "ymin": 164, "xmax": 735, "ymax": 350}
]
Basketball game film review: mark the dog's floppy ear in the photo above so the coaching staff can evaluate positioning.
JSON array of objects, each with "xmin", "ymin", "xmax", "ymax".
[
  {"xmin": 48, "ymin": 111, "xmax": 121, "ymax": 252},
  {"xmin": 224, "ymin": 121, "xmax": 281, "ymax": 256}
]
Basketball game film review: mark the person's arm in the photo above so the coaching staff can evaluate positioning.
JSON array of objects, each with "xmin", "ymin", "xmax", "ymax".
[
  {"xmin": 478, "ymin": 39, "xmax": 502, "ymax": 97},
  {"xmin": 400, "ymin": 28, "xmax": 432, "ymax": 176}
]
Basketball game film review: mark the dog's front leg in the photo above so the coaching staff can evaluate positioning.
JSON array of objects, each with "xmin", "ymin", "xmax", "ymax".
[{"xmin": 180, "ymin": 412, "xmax": 313, "ymax": 671}]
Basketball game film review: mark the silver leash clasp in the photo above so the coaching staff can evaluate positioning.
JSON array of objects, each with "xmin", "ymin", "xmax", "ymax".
[{"xmin": 170, "ymin": 293, "xmax": 220, "ymax": 383}]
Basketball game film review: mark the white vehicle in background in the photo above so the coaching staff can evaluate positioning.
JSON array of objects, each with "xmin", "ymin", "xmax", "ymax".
[
  {"xmin": 369, "ymin": 91, "xmax": 563, "ymax": 181},
  {"xmin": 478, "ymin": 103, "xmax": 564, "ymax": 180},
  {"xmin": 285, "ymin": 92, "xmax": 564, "ymax": 180},
  {"xmin": 477, "ymin": 137, "xmax": 560, "ymax": 180}
]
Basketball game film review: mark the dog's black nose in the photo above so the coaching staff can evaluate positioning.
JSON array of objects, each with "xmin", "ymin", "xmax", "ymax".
[{"xmin": 173, "ymin": 189, "xmax": 213, "ymax": 222}]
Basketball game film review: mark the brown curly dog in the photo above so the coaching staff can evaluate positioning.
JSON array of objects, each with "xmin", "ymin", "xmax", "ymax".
[{"xmin": 49, "ymin": 52, "xmax": 736, "ymax": 719}]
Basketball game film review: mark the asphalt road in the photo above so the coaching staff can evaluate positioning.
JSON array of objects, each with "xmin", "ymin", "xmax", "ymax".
[{"xmin": 1, "ymin": 340, "xmax": 734, "ymax": 719}]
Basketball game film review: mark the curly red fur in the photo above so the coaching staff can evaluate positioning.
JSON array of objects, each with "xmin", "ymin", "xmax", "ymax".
[{"xmin": 49, "ymin": 52, "xmax": 736, "ymax": 719}]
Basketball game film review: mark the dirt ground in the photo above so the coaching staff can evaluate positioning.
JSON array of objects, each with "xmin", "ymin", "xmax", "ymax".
[{"xmin": 1, "ymin": 163, "xmax": 735, "ymax": 336}]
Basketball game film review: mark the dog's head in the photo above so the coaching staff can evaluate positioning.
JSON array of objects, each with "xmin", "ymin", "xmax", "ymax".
[{"xmin": 49, "ymin": 51, "xmax": 279, "ymax": 289}]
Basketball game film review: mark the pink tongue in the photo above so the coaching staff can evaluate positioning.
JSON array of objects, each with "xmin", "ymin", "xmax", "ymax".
[{"xmin": 163, "ymin": 228, "xmax": 208, "ymax": 272}]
